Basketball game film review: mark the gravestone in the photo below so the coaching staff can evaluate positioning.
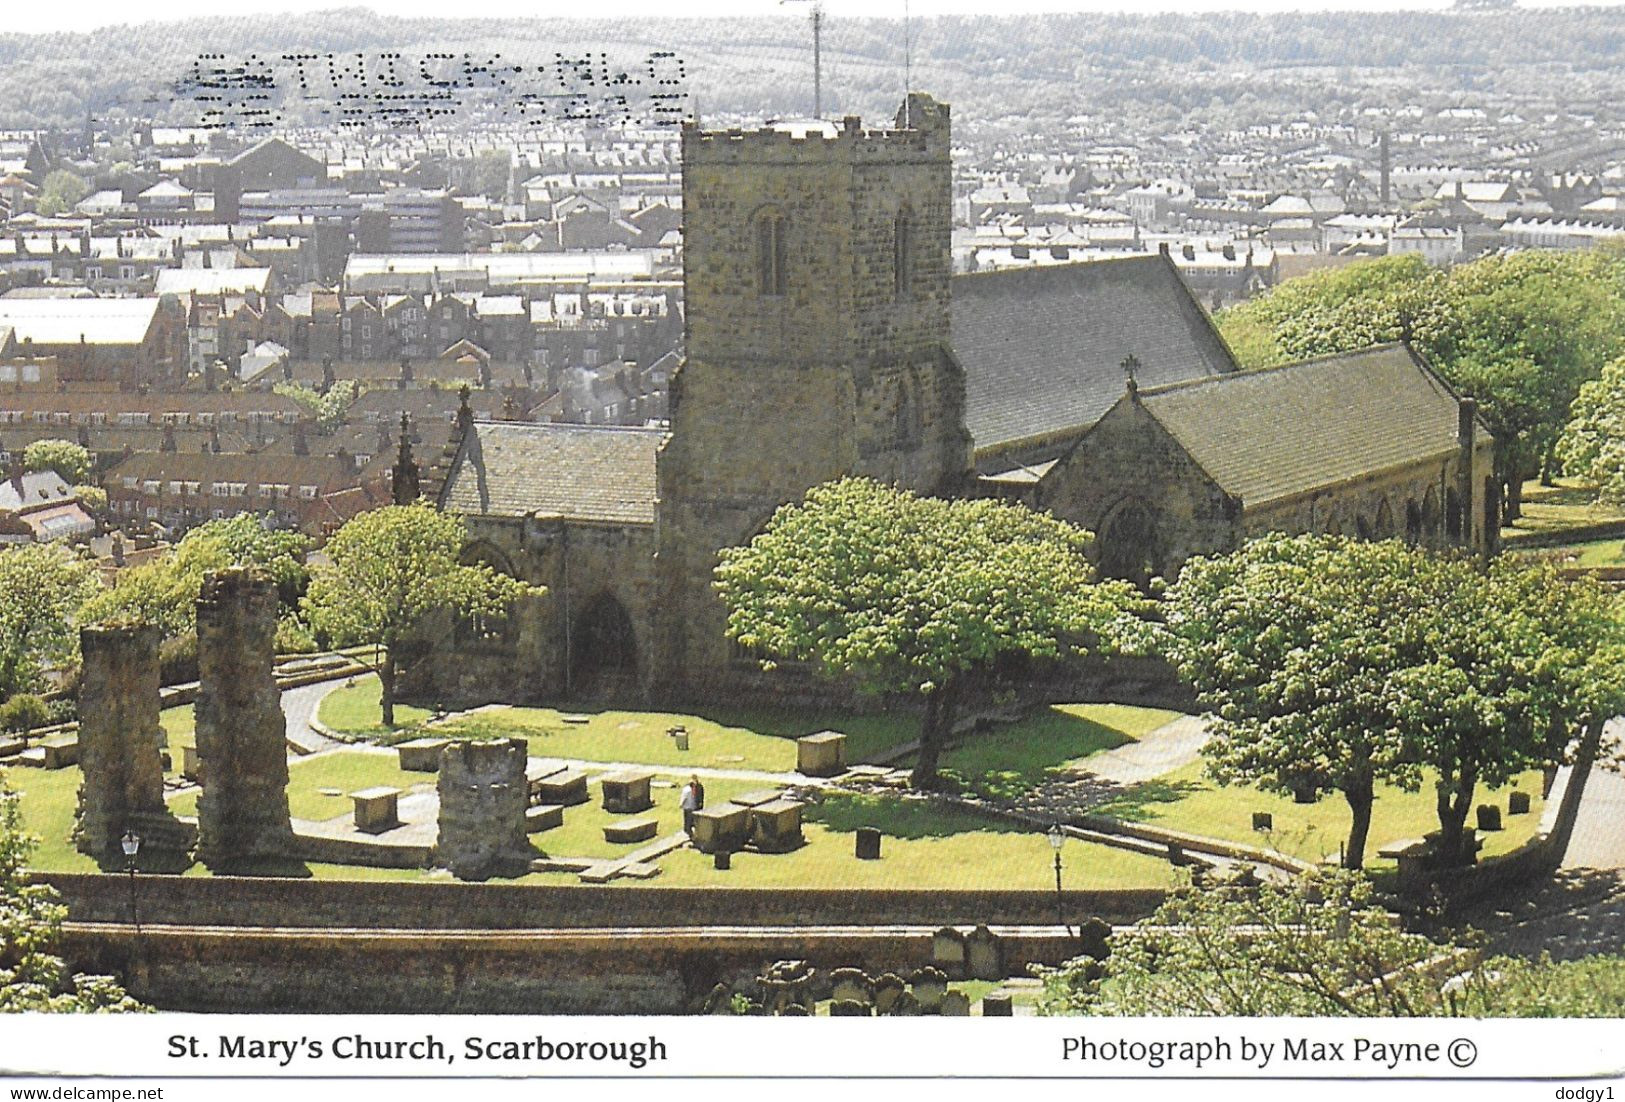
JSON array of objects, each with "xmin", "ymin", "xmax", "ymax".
[
  {"xmin": 940, "ymin": 990, "xmax": 971, "ymax": 1016},
  {"xmin": 435, "ymin": 737, "xmax": 532, "ymax": 880},
  {"xmin": 980, "ymin": 993, "xmax": 1014, "ymax": 1017},
  {"xmin": 829, "ymin": 968, "xmax": 875, "ymax": 1008},
  {"xmin": 828, "ymin": 999, "xmax": 871, "ymax": 1016},
  {"xmin": 1476, "ymin": 805, "xmax": 1502, "ymax": 832},
  {"xmin": 397, "ymin": 737, "xmax": 450, "ymax": 772},
  {"xmin": 855, "ymin": 826, "xmax": 882, "ymax": 860},
  {"xmin": 965, "ymin": 925, "xmax": 1005, "ymax": 981},
  {"xmin": 911, "ymin": 966, "xmax": 948, "ymax": 1013},
  {"xmin": 1252, "ymin": 811, "xmax": 1273, "ymax": 831},
  {"xmin": 873, "ymin": 973, "xmax": 906, "ymax": 1015},
  {"xmin": 601, "ymin": 771, "xmax": 654, "ymax": 814},
  {"xmin": 73, "ymin": 623, "xmax": 194, "ymax": 863},
  {"xmin": 351, "ymin": 787, "xmax": 401, "ymax": 833},
  {"xmin": 193, "ymin": 569, "xmax": 295, "ymax": 872},
  {"xmin": 887, "ymin": 991, "xmax": 921, "ymax": 1016},
  {"xmin": 796, "ymin": 730, "xmax": 847, "ymax": 777},
  {"xmin": 931, "ymin": 926, "xmax": 967, "ymax": 979},
  {"xmin": 691, "ymin": 804, "xmax": 749, "ymax": 854},
  {"xmin": 1508, "ymin": 790, "xmax": 1531, "ymax": 815},
  {"xmin": 748, "ymin": 798, "xmax": 804, "ymax": 852}
]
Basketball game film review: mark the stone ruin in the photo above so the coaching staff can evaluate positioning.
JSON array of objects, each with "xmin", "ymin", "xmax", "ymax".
[
  {"xmin": 193, "ymin": 568, "xmax": 295, "ymax": 872},
  {"xmin": 72, "ymin": 623, "xmax": 194, "ymax": 863},
  {"xmin": 434, "ymin": 738, "xmax": 532, "ymax": 880}
]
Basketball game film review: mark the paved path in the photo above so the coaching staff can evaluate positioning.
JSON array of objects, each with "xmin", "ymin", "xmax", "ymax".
[
  {"xmin": 1561, "ymin": 759, "xmax": 1625, "ymax": 871},
  {"xmin": 1068, "ymin": 714, "xmax": 1210, "ymax": 785},
  {"xmin": 280, "ymin": 679, "xmax": 348, "ymax": 755}
]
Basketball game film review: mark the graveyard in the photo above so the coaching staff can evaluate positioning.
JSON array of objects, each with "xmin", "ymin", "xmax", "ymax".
[{"xmin": 8, "ymin": 663, "xmax": 1549, "ymax": 889}]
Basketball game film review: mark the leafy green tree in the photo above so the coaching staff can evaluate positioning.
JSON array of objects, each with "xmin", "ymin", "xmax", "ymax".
[
  {"xmin": 1455, "ymin": 954, "xmax": 1625, "ymax": 1018},
  {"xmin": 1556, "ymin": 354, "xmax": 1625, "ymax": 501},
  {"xmin": 0, "ymin": 694, "xmax": 48, "ymax": 735},
  {"xmin": 70, "ymin": 485, "xmax": 107, "ymax": 516},
  {"xmin": 1164, "ymin": 535, "xmax": 1438, "ymax": 868},
  {"xmin": 713, "ymin": 478, "xmax": 1151, "ymax": 788},
  {"xmin": 0, "ymin": 544, "xmax": 99, "ymax": 701},
  {"xmin": 1036, "ymin": 869, "xmax": 1475, "ymax": 1016},
  {"xmin": 33, "ymin": 169, "xmax": 88, "ymax": 217},
  {"xmin": 81, "ymin": 514, "xmax": 309, "ymax": 639},
  {"xmin": 273, "ymin": 380, "xmax": 358, "ymax": 433},
  {"xmin": 21, "ymin": 440, "xmax": 93, "ymax": 486},
  {"xmin": 1394, "ymin": 558, "xmax": 1625, "ymax": 865},
  {"xmin": 0, "ymin": 783, "xmax": 146, "ymax": 1012},
  {"xmin": 302, "ymin": 504, "xmax": 535, "ymax": 727}
]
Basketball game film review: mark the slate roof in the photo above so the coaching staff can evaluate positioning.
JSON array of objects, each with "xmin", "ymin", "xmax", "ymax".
[
  {"xmin": 442, "ymin": 422, "xmax": 664, "ymax": 525},
  {"xmin": 1135, "ymin": 344, "xmax": 1477, "ymax": 507},
  {"xmin": 951, "ymin": 254, "xmax": 1238, "ymax": 454}
]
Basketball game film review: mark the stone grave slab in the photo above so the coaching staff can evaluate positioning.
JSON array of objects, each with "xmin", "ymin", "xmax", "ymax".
[
  {"xmin": 601, "ymin": 771, "xmax": 654, "ymax": 814},
  {"xmin": 796, "ymin": 730, "xmax": 847, "ymax": 777},
  {"xmin": 352, "ymin": 787, "xmax": 402, "ymax": 834},
  {"xmin": 692, "ymin": 803, "xmax": 750, "ymax": 854},
  {"xmin": 748, "ymin": 798, "xmax": 804, "ymax": 853},
  {"xmin": 531, "ymin": 769, "xmax": 589, "ymax": 807},
  {"xmin": 604, "ymin": 817, "xmax": 660, "ymax": 844},
  {"xmin": 525, "ymin": 803, "xmax": 565, "ymax": 833},
  {"xmin": 396, "ymin": 737, "xmax": 450, "ymax": 772},
  {"xmin": 730, "ymin": 789, "xmax": 782, "ymax": 808}
]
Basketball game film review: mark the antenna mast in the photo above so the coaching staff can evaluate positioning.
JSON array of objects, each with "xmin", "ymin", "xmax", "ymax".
[{"xmin": 782, "ymin": 0, "xmax": 825, "ymax": 118}]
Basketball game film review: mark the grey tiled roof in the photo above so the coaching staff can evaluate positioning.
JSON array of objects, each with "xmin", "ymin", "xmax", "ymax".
[
  {"xmin": 1138, "ymin": 343, "xmax": 1476, "ymax": 507},
  {"xmin": 951, "ymin": 254, "xmax": 1238, "ymax": 453},
  {"xmin": 442, "ymin": 422, "xmax": 664, "ymax": 524}
]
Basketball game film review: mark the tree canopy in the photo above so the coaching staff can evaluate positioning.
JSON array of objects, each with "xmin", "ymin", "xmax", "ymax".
[
  {"xmin": 21, "ymin": 439, "xmax": 93, "ymax": 486},
  {"xmin": 301, "ymin": 504, "xmax": 535, "ymax": 726},
  {"xmin": 713, "ymin": 478, "xmax": 1151, "ymax": 786},
  {"xmin": 1217, "ymin": 248, "xmax": 1625, "ymax": 520},
  {"xmin": 1035, "ymin": 868, "xmax": 1625, "ymax": 1017},
  {"xmin": 1164, "ymin": 534, "xmax": 1625, "ymax": 868},
  {"xmin": 0, "ymin": 543, "xmax": 99, "ymax": 701},
  {"xmin": 81, "ymin": 514, "xmax": 310, "ymax": 640},
  {"xmin": 0, "ymin": 783, "xmax": 146, "ymax": 1012}
]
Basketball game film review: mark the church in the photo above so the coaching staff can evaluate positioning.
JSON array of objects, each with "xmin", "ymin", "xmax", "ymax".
[{"xmin": 408, "ymin": 94, "xmax": 1496, "ymax": 706}]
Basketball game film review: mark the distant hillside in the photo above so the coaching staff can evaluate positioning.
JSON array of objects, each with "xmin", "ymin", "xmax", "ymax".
[{"xmin": 0, "ymin": 8, "xmax": 1621, "ymax": 129}]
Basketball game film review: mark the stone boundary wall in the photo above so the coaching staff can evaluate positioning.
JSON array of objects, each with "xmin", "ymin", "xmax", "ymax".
[
  {"xmin": 36, "ymin": 872, "xmax": 1165, "ymax": 931},
  {"xmin": 60, "ymin": 921, "xmax": 1080, "ymax": 1014}
]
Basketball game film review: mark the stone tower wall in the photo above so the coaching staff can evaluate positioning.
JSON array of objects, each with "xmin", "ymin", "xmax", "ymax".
[
  {"xmin": 193, "ymin": 567, "xmax": 294, "ymax": 871},
  {"xmin": 74, "ymin": 623, "xmax": 192, "ymax": 861},
  {"xmin": 435, "ymin": 737, "xmax": 531, "ymax": 881},
  {"xmin": 655, "ymin": 95, "xmax": 973, "ymax": 694}
]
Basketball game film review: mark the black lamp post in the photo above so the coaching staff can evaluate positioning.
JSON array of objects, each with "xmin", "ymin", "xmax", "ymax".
[
  {"xmin": 120, "ymin": 829, "xmax": 141, "ymax": 934},
  {"xmin": 1047, "ymin": 821, "xmax": 1072, "ymax": 939}
]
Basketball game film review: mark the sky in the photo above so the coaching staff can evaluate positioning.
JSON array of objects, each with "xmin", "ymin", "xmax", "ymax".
[{"xmin": 8, "ymin": 0, "xmax": 1619, "ymax": 36}]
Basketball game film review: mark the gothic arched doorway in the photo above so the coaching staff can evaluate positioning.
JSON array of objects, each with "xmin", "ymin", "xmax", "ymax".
[
  {"xmin": 1097, "ymin": 498, "xmax": 1161, "ymax": 587},
  {"xmin": 571, "ymin": 592, "xmax": 637, "ymax": 691}
]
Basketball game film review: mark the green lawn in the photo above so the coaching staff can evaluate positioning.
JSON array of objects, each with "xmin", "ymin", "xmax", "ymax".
[
  {"xmin": 1503, "ymin": 479, "xmax": 1625, "ymax": 542},
  {"xmin": 932, "ymin": 703, "xmax": 1181, "ymax": 798},
  {"xmin": 318, "ymin": 674, "xmax": 925, "ymax": 771},
  {"xmin": 159, "ymin": 706, "xmax": 194, "ymax": 781},
  {"xmin": 643, "ymin": 794, "xmax": 1179, "ymax": 889},
  {"xmin": 1092, "ymin": 761, "xmax": 1548, "ymax": 868},
  {"xmin": 314, "ymin": 676, "xmax": 433, "ymax": 739},
  {"xmin": 167, "ymin": 749, "xmax": 423, "ymax": 822}
]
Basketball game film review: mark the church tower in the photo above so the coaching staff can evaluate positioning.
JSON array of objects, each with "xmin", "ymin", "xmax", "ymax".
[{"xmin": 655, "ymin": 94, "xmax": 974, "ymax": 694}]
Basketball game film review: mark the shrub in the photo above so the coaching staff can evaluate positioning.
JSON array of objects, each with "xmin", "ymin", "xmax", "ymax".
[{"xmin": 0, "ymin": 694, "xmax": 49, "ymax": 734}]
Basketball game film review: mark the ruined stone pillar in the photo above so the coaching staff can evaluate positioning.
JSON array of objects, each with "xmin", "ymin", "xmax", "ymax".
[
  {"xmin": 434, "ymin": 738, "xmax": 532, "ymax": 881},
  {"xmin": 73, "ymin": 623, "xmax": 194, "ymax": 863},
  {"xmin": 194, "ymin": 568, "xmax": 294, "ymax": 872}
]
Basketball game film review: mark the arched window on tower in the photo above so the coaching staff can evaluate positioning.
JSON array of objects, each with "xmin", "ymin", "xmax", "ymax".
[
  {"xmin": 893, "ymin": 207, "xmax": 913, "ymax": 300},
  {"xmin": 755, "ymin": 209, "xmax": 787, "ymax": 297}
]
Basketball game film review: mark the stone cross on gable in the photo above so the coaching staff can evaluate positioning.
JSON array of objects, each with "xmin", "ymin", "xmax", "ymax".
[{"xmin": 1121, "ymin": 353, "xmax": 1141, "ymax": 395}]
